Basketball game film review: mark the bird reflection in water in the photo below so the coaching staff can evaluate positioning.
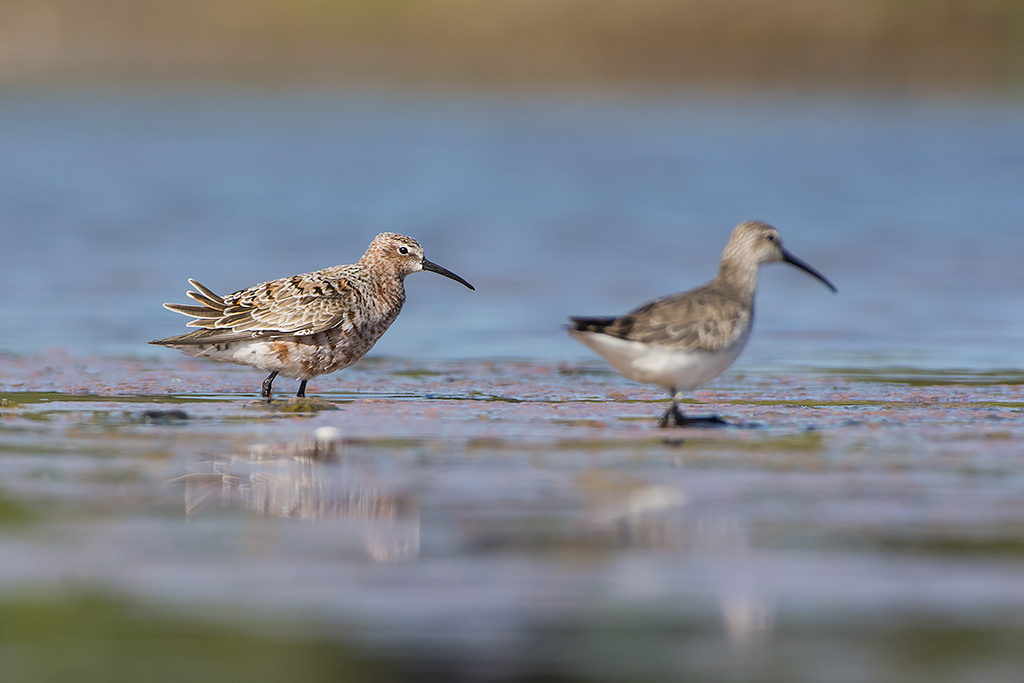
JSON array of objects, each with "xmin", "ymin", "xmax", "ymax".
[
  {"xmin": 580, "ymin": 479, "xmax": 773, "ymax": 649},
  {"xmin": 181, "ymin": 426, "xmax": 419, "ymax": 562}
]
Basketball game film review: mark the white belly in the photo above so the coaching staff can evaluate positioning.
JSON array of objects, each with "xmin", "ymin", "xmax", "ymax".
[
  {"xmin": 173, "ymin": 329, "xmax": 379, "ymax": 380},
  {"xmin": 191, "ymin": 340, "xmax": 287, "ymax": 370},
  {"xmin": 572, "ymin": 327, "xmax": 750, "ymax": 392},
  {"xmin": 174, "ymin": 340, "xmax": 305, "ymax": 376}
]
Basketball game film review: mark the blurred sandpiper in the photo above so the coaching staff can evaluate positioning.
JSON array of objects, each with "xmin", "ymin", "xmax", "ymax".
[
  {"xmin": 568, "ymin": 220, "xmax": 836, "ymax": 427},
  {"xmin": 151, "ymin": 233, "xmax": 474, "ymax": 399}
]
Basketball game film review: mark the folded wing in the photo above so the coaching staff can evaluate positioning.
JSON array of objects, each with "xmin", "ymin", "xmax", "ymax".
[
  {"xmin": 571, "ymin": 285, "xmax": 750, "ymax": 353},
  {"xmin": 155, "ymin": 275, "xmax": 362, "ymax": 345}
]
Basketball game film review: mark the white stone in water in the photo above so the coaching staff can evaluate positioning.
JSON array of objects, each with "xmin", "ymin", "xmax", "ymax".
[{"xmin": 314, "ymin": 425, "xmax": 342, "ymax": 444}]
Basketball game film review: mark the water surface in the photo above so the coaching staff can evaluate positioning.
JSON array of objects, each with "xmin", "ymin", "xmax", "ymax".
[
  {"xmin": 2, "ymin": 358, "xmax": 1023, "ymax": 681},
  {"xmin": 1, "ymin": 90, "xmax": 1023, "ymax": 682},
  {"xmin": 1, "ymin": 90, "xmax": 1022, "ymax": 370}
]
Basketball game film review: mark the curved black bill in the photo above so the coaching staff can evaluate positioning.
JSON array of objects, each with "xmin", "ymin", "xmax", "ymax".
[
  {"xmin": 422, "ymin": 258, "xmax": 475, "ymax": 290},
  {"xmin": 782, "ymin": 250, "xmax": 838, "ymax": 293}
]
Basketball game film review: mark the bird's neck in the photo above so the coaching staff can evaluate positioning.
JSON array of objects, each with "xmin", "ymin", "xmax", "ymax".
[
  {"xmin": 343, "ymin": 263, "xmax": 406, "ymax": 313},
  {"xmin": 716, "ymin": 257, "xmax": 759, "ymax": 303},
  {"xmin": 371, "ymin": 272, "xmax": 406, "ymax": 308}
]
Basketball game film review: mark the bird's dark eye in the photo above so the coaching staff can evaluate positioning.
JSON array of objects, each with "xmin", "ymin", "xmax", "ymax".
[
  {"xmin": 398, "ymin": 246, "xmax": 409, "ymax": 255},
  {"xmin": 765, "ymin": 234, "xmax": 776, "ymax": 242}
]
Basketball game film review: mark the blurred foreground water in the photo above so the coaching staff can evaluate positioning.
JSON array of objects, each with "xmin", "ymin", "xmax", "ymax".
[
  {"xmin": 1, "ymin": 358, "xmax": 1023, "ymax": 682},
  {"xmin": 1, "ymin": 90, "xmax": 1023, "ymax": 682}
]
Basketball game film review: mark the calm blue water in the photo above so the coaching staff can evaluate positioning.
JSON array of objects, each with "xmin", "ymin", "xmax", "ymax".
[{"xmin": 1, "ymin": 89, "xmax": 1022, "ymax": 372}]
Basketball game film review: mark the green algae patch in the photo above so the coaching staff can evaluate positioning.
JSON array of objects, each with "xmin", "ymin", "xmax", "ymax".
[
  {"xmin": 550, "ymin": 419, "xmax": 610, "ymax": 429},
  {"xmin": 0, "ymin": 494, "xmax": 33, "ymax": 525},
  {"xmin": 877, "ymin": 532, "xmax": 1024, "ymax": 558},
  {"xmin": 557, "ymin": 365, "xmax": 619, "ymax": 377},
  {"xmin": 464, "ymin": 391, "xmax": 523, "ymax": 403},
  {"xmin": 251, "ymin": 398, "xmax": 340, "ymax": 413},
  {"xmin": 0, "ymin": 595, "xmax": 398, "ymax": 683},
  {"xmin": 0, "ymin": 392, "xmax": 240, "ymax": 407},
  {"xmin": 0, "ymin": 392, "xmax": 110, "ymax": 406},
  {"xmin": 650, "ymin": 430, "xmax": 826, "ymax": 453},
  {"xmin": 830, "ymin": 367, "xmax": 1024, "ymax": 386},
  {"xmin": 389, "ymin": 368, "xmax": 444, "ymax": 378},
  {"xmin": 726, "ymin": 398, "xmax": 898, "ymax": 408}
]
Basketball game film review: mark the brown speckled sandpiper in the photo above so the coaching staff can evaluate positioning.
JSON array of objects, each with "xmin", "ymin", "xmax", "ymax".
[{"xmin": 151, "ymin": 233, "xmax": 474, "ymax": 399}]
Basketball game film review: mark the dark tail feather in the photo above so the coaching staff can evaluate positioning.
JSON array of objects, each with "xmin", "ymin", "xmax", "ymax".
[
  {"xmin": 162, "ymin": 303, "xmax": 222, "ymax": 318},
  {"xmin": 568, "ymin": 316, "xmax": 620, "ymax": 333},
  {"xmin": 186, "ymin": 291, "xmax": 225, "ymax": 310},
  {"xmin": 150, "ymin": 328, "xmax": 259, "ymax": 347},
  {"xmin": 216, "ymin": 312, "xmax": 258, "ymax": 330},
  {"xmin": 187, "ymin": 279, "xmax": 227, "ymax": 306}
]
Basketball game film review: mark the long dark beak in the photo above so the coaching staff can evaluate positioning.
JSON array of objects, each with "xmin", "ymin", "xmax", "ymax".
[
  {"xmin": 422, "ymin": 258, "xmax": 475, "ymax": 290},
  {"xmin": 782, "ymin": 250, "xmax": 837, "ymax": 293}
]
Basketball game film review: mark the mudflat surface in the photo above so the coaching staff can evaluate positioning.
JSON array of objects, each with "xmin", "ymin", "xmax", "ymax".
[{"xmin": 2, "ymin": 354, "xmax": 1023, "ymax": 682}]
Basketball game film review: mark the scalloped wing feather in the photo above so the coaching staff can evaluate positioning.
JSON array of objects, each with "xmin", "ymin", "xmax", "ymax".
[
  {"xmin": 187, "ymin": 278, "xmax": 226, "ymax": 305},
  {"xmin": 163, "ymin": 303, "xmax": 222, "ymax": 319},
  {"xmin": 605, "ymin": 286, "xmax": 751, "ymax": 353},
  {"xmin": 215, "ymin": 274, "xmax": 361, "ymax": 335},
  {"xmin": 162, "ymin": 272, "xmax": 366, "ymax": 336}
]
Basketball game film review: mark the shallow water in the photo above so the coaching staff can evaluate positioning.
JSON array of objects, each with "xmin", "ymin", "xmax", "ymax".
[
  {"xmin": 0, "ymin": 90, "xmax": 1022, "ymax": 369},
  {"xmin": 1, "ymin": 90, "xmax": 1024, "ymax": 681},
  {"xmin": 2, "ymin": 356, "xmax": 1024, "ymax": 681}
]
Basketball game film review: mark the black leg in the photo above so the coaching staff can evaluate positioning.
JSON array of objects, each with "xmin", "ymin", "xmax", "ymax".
[
  {"xmin": 261, "ymin": 371, "xmax": 279, "ymax": 401},
  {"xmin": 658, "ymin": 388, "xmax": 681, "ymax": 428},
  {"xmin": 658, "ymin": 403, "xmax": 688, "ymax": 428},
  {"xmin": 296, "ymin": 379, "xmax": 308, "ymax": 398},
  {"xmin": 658, "ymin": 388, "xmax": 727, "ymax": 428}
]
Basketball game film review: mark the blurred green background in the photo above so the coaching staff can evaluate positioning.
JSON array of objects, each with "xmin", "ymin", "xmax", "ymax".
[{"xmin": 2, "ymin": 0, "xmax": 1023, "ymax": 88}]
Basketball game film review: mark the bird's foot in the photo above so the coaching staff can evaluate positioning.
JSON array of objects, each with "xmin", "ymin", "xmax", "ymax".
[
  {"xmin": 658, "ymin": 407, "xmax": 728, "ymax": 429},
  {"xmin": 261, "ymin": 371, "xmax": 279, "ymax": 403},
  {"xmin": 658, "ymin": 406, "xmax": 686, "ymax": 428}
]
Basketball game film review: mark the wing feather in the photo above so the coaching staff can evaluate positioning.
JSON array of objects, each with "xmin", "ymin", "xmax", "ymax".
[
  {"xmin": 219, "ymin": 275, "xmax": 359, "ymax": 334},
  {"xmin": 188, "ymin": 278, "xmax": 226, "ymax": 305},
  {"xmin": 597, "ymin": 285, "xmax": 751, "ymax": 353},
  {"xmin": 163, "ymin": 303, "xmax": 222, "ymax": 318},
  {"xmin": 150, "ymin": 328, "xmax": 263, "ymax": 347},
  {"xmin": 161, "ymin": 272, "xmax": 366, "ymax": 335},
  {"xmin": 186, "ymin": 290, "xmax": 226, "ymax": 310},
  {"xmin": 159, "ymin": 271, "xmax": 365, "ymax": 337}
]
